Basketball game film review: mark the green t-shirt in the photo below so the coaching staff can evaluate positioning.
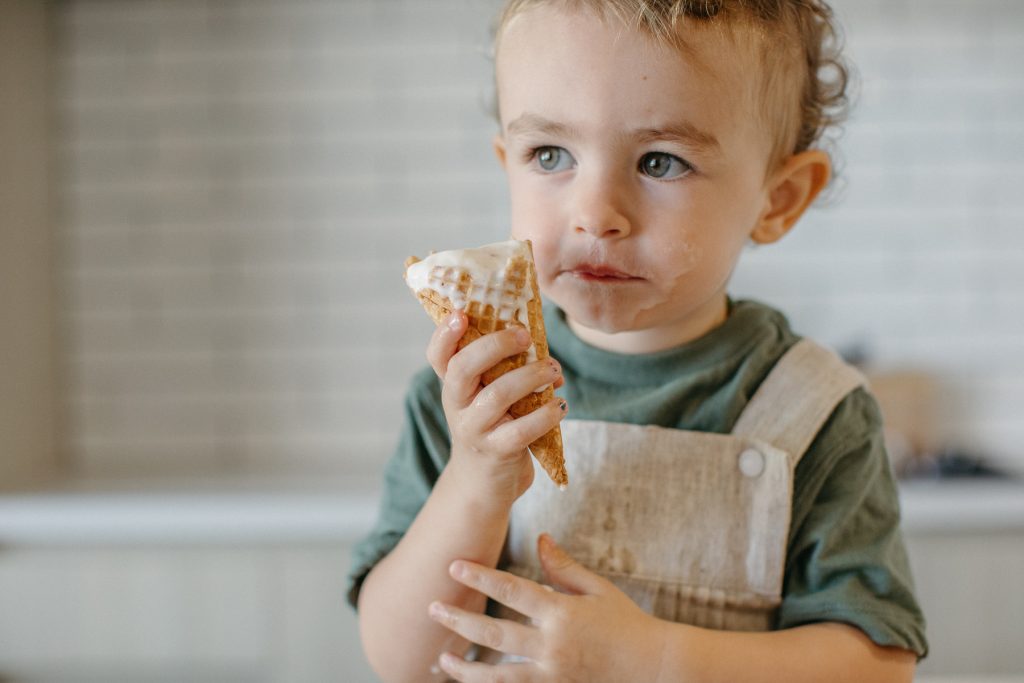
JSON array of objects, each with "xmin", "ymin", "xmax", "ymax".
[{"xmin": 347, "ymin": 298, "xmax": 928, "ymax": 657}]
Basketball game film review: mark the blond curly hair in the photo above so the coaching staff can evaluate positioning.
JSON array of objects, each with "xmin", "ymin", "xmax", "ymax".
[{"xmin": 493, "ymin": 0, "xmax": 854, "ymax": 180}]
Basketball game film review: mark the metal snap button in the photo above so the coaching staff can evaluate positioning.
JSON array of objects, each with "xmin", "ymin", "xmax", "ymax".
[{"xmin": 738, "ymin": 448, "xmax": 765, "ymax": 478}]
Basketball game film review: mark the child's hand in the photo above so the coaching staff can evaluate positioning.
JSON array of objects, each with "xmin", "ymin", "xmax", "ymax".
[
  {"xmin": 427, "ymin": 534, "xmax": 668, "ymax": 683},
  {"xmin": 427, "ymin": 312, "xmax": 567, "ymax": 505}
]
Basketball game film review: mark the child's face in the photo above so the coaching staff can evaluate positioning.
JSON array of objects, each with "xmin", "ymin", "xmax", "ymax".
[{"xmin": 494, "ymin": 5, "xmax": 785, "ymax": 353}]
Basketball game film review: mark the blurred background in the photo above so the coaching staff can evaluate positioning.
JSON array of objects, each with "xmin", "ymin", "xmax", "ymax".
[{"xmin": 1, "ymin": 0, "xmax": 1022, "ymax": 681}]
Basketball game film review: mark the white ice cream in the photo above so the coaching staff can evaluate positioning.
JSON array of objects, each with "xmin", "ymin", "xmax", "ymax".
[
  {"xmin": 405, "ymin": 239, "xmax": 544, "ymax": 369},
  {"xmin": 404, "ymin": 239, "xmax": 535, "ymax": 325}
]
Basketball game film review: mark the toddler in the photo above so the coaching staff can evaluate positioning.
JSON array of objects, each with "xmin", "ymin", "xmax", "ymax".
[{"xmin": 348, "ymin": 1, "xmax": 928, "ymax": 681}]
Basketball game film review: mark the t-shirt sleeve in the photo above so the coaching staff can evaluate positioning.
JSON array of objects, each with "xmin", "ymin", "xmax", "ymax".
[
  {"xmin": 345, "ymin": 367, "xmax": 451, "ymax": 610},
  {"xmin": 778, "ymin": 388, "xmax": 929, "ymax": 659}
]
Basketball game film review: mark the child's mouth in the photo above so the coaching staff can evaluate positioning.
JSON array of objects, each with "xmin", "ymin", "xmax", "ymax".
[{"xmin": 569, "ymin": 264, "xmax": 643, "ymax": 283}]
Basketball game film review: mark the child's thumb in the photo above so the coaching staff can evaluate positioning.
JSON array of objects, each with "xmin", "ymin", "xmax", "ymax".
[{"xmin": 537, "ymin": 533, "xmax": 607, "ymax": 596}]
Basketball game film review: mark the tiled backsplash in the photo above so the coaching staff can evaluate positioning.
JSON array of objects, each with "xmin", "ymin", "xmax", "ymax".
[{"xmin": 55, "ymin": 0, "xmax": 1024, "ymax": 477}]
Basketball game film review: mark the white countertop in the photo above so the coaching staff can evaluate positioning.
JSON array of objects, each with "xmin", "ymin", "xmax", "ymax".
[
  {"xmin": 897, "ymin": 479, "xmax": 1024, "ymax": 533},
  {"xmin": 0, "ymin": 476, "xmax": 1021, "ymax": 545},
  {"xmin": 0, "ymin": 475, "xmax": 381, "ymax": 545}
]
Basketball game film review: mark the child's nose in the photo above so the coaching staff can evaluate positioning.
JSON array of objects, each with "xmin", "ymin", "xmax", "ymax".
[{"xmin": 570, "ymin": 172, "xmax": 632, "ymax": 239}]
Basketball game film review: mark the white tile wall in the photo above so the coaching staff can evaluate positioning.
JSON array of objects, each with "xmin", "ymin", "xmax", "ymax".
[
  {"xmin": 733, "ymin": 0, "xmax": 1024, "ymax": 471},
  {"xmin": 54, "ymin": 0, "xmax": 1024, "ymax": 477}
]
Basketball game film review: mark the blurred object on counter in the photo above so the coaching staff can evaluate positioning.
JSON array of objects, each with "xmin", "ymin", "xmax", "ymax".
[
  {"xmin": 898, "ymin": 447, "xmax": 1015, "ymax": 481},
  {"xmin": 865, "ymin": 367, "xmax": 1014, "ymax": 481},
  {"xmin": 866, "ymin": 369, "xmax": 942, "ymax": 474}
]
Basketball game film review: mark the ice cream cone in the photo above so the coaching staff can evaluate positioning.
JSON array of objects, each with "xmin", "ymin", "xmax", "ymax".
[{"xmin": 404, "ymin": 240, "xmax": 567, "ymax": 488}]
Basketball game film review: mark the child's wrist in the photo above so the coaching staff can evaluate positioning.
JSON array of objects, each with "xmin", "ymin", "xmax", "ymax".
[
  {"xmin": 650, "ymin": 621, "xmax": 705, "ymax": 683},
  {"xmin": 442, "ymin": 445, "xmax": 529, "ymax": 511}
]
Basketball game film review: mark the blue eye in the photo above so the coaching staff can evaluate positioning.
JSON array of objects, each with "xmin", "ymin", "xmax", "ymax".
[
  {"xmin": 640, "ymin": 152, "xmax": 692, "ymax": 179},
  {"xmin": 535, "ymin": 146, "xmax": 575, "ymax": 172}
]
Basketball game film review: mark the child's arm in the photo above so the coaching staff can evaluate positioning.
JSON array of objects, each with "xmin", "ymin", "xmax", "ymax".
[
  {"xmin": 657, "ymin": 620, "xmax": 916, "ymax": 683},
  {"xmin": 357, "ymin": 312, "xmax": 566, "ymax": 683},
  {"xmin": 431, "ymin": 535, "xmax": 917, "ymax": 683}
]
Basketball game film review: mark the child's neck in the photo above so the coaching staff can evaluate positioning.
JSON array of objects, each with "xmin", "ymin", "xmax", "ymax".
[{"xmin": 567, "ymin": 295, "xmax": 729, "ymax": 355}]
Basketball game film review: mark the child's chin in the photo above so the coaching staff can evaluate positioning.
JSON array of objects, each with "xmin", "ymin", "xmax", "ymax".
[
  {"xmin": 565, "ymin": 306, "xmax": 637, "ymax": 336},
  {"xmin": 545, "ymin": 290, "xmax": 642, "ymax": 334}
]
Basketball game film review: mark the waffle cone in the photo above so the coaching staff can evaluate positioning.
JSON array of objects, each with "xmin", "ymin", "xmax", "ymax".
[{"xmin": 404, "ymin": 241, "xmax": 567, "ymax": 487}]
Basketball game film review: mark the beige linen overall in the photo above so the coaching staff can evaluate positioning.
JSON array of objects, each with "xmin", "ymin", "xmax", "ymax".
[{"xmin": 501, "ymin": 339, "xmax": 865, "ymax": 634}]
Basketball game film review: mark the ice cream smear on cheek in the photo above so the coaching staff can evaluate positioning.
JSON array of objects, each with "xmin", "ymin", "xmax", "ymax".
[{"xmin": 404, "ymin": 239, "xmax": 543, "ymax": 366}]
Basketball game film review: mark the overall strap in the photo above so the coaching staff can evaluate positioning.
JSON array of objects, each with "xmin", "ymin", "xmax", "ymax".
[{"xmin": 731, "ymin": 339, "xmax": 866, "ymax": 466}]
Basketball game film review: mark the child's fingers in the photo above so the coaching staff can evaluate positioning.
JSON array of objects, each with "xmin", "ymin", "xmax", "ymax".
[
  {"xmin": 486, "ymin": 396, "xmax": 567, "ymax": 454},
  {"xmin": 426, "ymin": 312, "xmax": 468, "ymax": 380},
  {"xmin": 428, "ymin": 601, "xmax": 539, "ymax": 659},
  {"xmin": 443, "ymin": 326, "xmax": 532, "ymax": 408},
  {"xmin": 537, "ymin": 533, "xmax": 611, "ymax": 596},
  {"xmin": 466, "ymin": 359, "xmax": 561, "ymax": 433},
  {"xmin": 447, "ymin": 559, "xmax": 557, "ymax": 620}
]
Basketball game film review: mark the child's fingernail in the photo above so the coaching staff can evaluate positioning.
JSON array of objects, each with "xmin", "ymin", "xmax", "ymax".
[
  {"xmin": 428, "ymin": 601, "xmax": 447, "ymax": 620},
  {"xmin": 447, "ymin": 313, "xmax": 462, "ymax": 330},
  {"xmin": 515, "ymin": 328, "xmax": 531, "ymax": 346}
]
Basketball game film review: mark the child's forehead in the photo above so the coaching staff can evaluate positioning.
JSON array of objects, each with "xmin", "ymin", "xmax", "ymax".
[
  {"xmin": 495, "ymin": 5, "xmax": 765, "ymax": 121},
  {"xmin": 496, "ymin": 4, "xmax": 764, "ymax": 96}
]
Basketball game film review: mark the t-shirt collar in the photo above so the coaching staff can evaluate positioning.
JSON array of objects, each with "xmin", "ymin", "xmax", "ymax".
[{"xmin": 544, "ymin": 298, "xmax": 776, "ymax": 386}]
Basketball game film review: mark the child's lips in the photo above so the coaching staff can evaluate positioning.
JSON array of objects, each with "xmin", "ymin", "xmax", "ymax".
[{"xmin": 566, "ymin": 264, "xmax": 643, "ymax": 283}]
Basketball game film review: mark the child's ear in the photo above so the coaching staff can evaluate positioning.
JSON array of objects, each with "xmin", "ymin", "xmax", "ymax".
[
  {"xmin": 493, "ymin": 134, "xmax": 508, "ymax": 168},
  {"xmin": 750, "ymin": 149, "xmax": 831, "ymax": 244}
]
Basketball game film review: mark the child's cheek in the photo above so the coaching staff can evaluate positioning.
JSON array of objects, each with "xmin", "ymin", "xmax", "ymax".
[
  {"xmin": 506, "ymin": 175, "xmax": 607, "ymax": 297},
  {"xmin": 664, "ymin": 238, "xmax": 702, "ymax": 277}
]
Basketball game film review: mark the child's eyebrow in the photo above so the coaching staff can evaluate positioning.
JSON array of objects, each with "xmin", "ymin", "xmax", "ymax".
[
  {"xmin": 505, "ymin": 113, "xmax": 720, "ymax": 154},
  {"xmin": 634, "ymin": 124, "xmax": 721, "ymax": 154},
  {"xmin": 505, "ymin": 113, "xmax": 580, "ymax": 140}
]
